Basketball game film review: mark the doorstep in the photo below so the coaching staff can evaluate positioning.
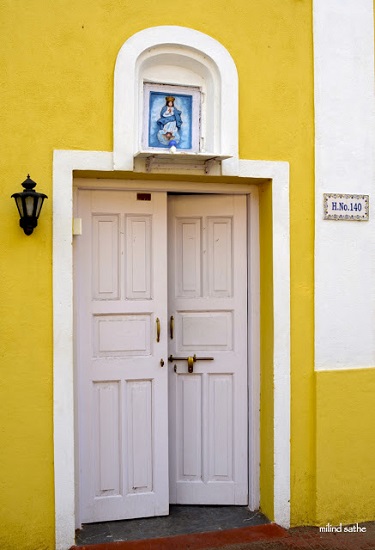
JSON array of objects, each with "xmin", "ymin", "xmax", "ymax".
[{"xmin": 71, "ymin": 523, "xmax": 287, "ymax": 550}]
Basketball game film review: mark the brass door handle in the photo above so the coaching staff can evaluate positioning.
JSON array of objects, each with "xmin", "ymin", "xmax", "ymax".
[
  {"xmin": 170, "ymin": 315, "xmax": 174, "ymax": 339},
  {"xmin": 156, "ymin": 317, "xmax": 160, "ymax": 342}
]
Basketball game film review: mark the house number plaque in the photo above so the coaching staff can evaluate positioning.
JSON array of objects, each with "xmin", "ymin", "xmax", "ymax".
[{"xmin": 323, "ymin": 193, "xmax": 369, "ymax": 221}]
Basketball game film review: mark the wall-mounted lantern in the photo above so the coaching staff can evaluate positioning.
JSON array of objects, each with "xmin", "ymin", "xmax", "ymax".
[{"xmin": 11, "ymin": 175, "xmax": 48, "ymax": 235}]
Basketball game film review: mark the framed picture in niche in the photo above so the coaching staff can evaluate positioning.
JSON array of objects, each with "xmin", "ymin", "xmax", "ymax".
[{"xmin": 143, "ymin": 83, "xmax": 201, "ymax": 152}]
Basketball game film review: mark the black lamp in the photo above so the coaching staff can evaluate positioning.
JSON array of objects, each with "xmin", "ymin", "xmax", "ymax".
[{"xmin": 11, "ymin": 175, "xmax": 48, "ymax": 235}]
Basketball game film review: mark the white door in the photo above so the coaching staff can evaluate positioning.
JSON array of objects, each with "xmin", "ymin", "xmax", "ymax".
[
  {"xmin": 168, "ymin": 195, "xmax": 248, "ymax": 505},
  {"xmin": 75, "ymin": 190, "xmax": 248, "ymax": 523},
  {"xmin": 75, "ymin": 190, "xmax": 169, "ymax": 523}
]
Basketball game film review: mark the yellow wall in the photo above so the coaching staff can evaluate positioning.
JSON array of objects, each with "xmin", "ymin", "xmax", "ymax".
[
  {"xmin": 0, "ymin": 1, "xmax": 315, "ymax": 548},
  {"xmin": 315, "ymin": 369, "xmax": 375, "ymax": 525},
  {"xmin": 259, "ymin": 181, "xmax": 274, "ymax": 520}
]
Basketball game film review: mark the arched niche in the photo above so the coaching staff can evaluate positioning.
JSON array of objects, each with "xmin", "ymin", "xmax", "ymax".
[{"xmin": 113, "ymin": 26, "xmax": 239, "ymax": 175}]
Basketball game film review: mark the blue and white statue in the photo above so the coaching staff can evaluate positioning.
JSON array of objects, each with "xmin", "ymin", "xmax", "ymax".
[{"xmin": 157, "ymin": 96, "xmax": 182, "ymax": 146}]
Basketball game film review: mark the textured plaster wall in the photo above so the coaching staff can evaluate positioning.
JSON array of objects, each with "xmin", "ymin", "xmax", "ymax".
[
  {"xmin": 259, "ymin": 181, "xmax": 274, "ymax": 521},
  {"xmin": 0, "ymin": 1, "xmax": 314, "ymax": 548},
  {"xmin": 315, "ymin": 369, "xmax": 375, "ymax": 525}
]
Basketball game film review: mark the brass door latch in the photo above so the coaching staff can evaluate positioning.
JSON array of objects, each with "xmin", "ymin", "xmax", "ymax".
[{"xmin": 168, "ymin": 354, "xmax": 214, "ymax": 373}]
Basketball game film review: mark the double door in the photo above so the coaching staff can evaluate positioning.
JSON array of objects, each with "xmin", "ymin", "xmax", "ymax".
[{"xmin": 75, "ymin": 189, "xmax": 248, "ymax": 523}]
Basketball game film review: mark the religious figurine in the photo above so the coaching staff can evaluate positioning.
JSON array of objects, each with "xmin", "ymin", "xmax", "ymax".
[{"xmin": 156, "ymin": 96, "xmax": 182, "ymax": 146}]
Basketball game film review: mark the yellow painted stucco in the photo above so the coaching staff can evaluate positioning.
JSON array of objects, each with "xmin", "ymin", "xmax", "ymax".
[
  {"xmin": 259, "ymin": 181, "xmax": 274, "ymax": 520},
  {"xmin": 315, "ymin": 368, "xmax": 375, "ymax": 526},
  {"xmin": 2, "ymin": 1, "xmax": 373, "ymax": 549}
]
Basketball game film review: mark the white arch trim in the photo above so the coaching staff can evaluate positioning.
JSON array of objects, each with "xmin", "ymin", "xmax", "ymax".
[{"xmin": 114, "ymin": 26, "xmax": 239, "ymax": 175}]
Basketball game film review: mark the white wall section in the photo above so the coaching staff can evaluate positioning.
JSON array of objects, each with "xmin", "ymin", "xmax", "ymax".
[{"xmin": 314, "ymin": 0, "xmax": 375, "ymax": 370}]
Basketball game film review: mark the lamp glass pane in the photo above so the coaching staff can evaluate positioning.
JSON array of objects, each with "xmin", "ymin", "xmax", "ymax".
[
  {"xmin": 15, "ymin": 196, "xmax": 24, "ymax": 217},
  {"xmin": 25, "ymin": 195, "xmax": 35, "ymax": 216},
  {"xmin": 35, "ymin": 197, "xmax": 44, "ymax": 218}
]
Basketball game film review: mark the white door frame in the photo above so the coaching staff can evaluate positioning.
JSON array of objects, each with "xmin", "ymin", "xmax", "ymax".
[{"xmin": 53, "ymin": 150, "xmax": 290, "ymax": 550}]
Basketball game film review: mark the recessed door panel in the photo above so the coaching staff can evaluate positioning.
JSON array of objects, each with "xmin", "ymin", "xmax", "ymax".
[
  {"xmin": 93, "ymin": 381, "xmax": 121, "ymax": 497},
  {"xmin": 208, "ymin": 218, "xmax": 233, "ymax": 297},
  {"xmin": 93, "ymin": 314, "xmax": 151, "ymax": 357},
  {"xmin": 208, "ymin": 374, "xmax": 233, "ymax": 480},
  {"xmin": 126, "ymin": 380, "xmax": 153, "ymax": 493},
  {"xmin": 125, "ymin": 216, "xmax": 152, "ymax": 299},
  {"xmin": 92, "ymin": 215, "xmax": 120, "ymax": 300},
  {"xmin": 177, "ymin": 375, "xmax": 202, "ymax": 480},
  {"xmin": 176, "ymin": 218, "xmax": 202, "ymax": 297},
  {"xmin": 178, "ymin": 311, "xmax": 233, "ymax": 350}
]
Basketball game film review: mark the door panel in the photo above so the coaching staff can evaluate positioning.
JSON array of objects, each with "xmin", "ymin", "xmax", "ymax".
[
  {"xmin": 75, "ymin": 190, "xmax": 169, "ymax": 523},
  {"xmin": 168, "ymin": 195, "xmax": 248, "ymax": 505}
]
